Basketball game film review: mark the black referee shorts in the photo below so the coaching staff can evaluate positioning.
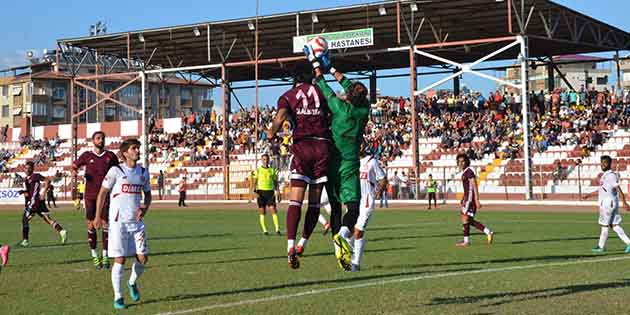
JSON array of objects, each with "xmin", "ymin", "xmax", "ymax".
[{"xmin": 256, "ymin": 190, "xmax": 276, "ymax": 208}]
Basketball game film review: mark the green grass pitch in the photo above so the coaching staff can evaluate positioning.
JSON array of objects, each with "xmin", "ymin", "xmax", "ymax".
[{"xmin": 1, "ymin": 205, "xmax": 630, "ymax": 314}]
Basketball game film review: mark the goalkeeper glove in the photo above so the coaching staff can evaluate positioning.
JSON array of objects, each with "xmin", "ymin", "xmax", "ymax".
[
  {"xmin": 319, "ymin": 53, "xmax": 337, "ymax": 75},
  {"xmin": 303, "ymin": 44, "xmax": 322, "ymax": 69}
]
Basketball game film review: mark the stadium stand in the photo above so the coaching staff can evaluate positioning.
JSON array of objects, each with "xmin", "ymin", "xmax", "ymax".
[{"xmin": 2, "ymin": 86, "xmax": 630, "ymax": 201}]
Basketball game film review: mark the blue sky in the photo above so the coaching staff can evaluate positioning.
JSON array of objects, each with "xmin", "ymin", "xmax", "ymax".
[{"xmin": 1, "ymin": 0, "xmax": 628, "ymax": 108}]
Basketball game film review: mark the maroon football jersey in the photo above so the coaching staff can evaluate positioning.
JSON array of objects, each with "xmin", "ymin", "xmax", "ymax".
[
  {"xmin": 277, "ymin": 83, "xmax": 331, "ymax": 141},
  {"xmin": 461, "ymin": 167, "xmax": 476, "ymax": 206},
  {"xmin": 24, "ymin": 173, "xmax": 45, "ymax": 208},
  {"xmin": 73, "ymin": 150, "xmax": 119, "ymax": 200}
]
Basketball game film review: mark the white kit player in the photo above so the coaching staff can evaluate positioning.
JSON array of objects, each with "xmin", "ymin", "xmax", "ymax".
[
  {"xmin": 317, "ymin": 187, "xmax": 333, "ymax": 235},
  {"xmin": 96, "ymin": 139, "xmax": 152, "ymax": 310},
  {"xmin": 338, "ymin": 145, "xmax": 387, "ymax": 272},
  {"xmin": 583, "ymin": 155, "xmax": 630, "ymax": 253}
]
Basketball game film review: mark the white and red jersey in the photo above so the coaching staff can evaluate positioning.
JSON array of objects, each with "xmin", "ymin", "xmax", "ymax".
[
  {"xmin": 102, "ymin": 164, "xmax": 150, "ymax": 225},
  {"xmin": 599, "ymin": 170, "xmax": 619, "ymax": 208},
  {"xmin": 360, "ymin": 156, "xmax": 386, "ymax": 201}
]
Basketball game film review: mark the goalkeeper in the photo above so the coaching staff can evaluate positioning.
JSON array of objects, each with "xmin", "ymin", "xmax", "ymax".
[{"xmin": 304, "ymin": 43, "xmax": 370, "ymax": 270}]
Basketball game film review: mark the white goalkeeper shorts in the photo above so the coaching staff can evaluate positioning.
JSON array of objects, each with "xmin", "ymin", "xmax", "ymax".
[{"xmin": 108, "ymin": 222, "xmax": 149, "ymax": 258}]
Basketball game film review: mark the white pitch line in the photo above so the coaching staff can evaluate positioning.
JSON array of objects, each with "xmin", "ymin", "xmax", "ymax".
[{"xmin": 153, "ymin": 255, "xmax": 630, "ymax": 315}]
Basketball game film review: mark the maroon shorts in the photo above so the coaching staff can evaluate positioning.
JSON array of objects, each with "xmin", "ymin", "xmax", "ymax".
[
  {"xmin": 461, "ymin": 200, "xmax": 477, "ymax": 217},
  {"xmin": 289, "ymin": 139, "xmax": 330, "ymax": 187},
  {"xmin": 85, "ymin": 197, "xmax": 109, "ymax": 221}
]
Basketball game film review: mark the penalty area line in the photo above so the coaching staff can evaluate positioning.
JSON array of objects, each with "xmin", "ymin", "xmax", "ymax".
[{"xmin": 153, "ymin": 255, "xmax": 630, "ymax": 315}]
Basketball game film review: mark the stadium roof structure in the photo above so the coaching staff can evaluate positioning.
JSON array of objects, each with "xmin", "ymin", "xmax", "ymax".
[
  {"xmin": 57, "ymin": 0, "xmax": 630, "ymax": 82},
  {"xmin": 55, "ymin": 0, "xmax": 630, "ymax": 200}
]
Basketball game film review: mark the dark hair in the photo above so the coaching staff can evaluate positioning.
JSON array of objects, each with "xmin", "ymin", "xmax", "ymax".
[
  {"xmin": 347, "ymin": 81, "xmax": 368, "ymax": 105},
  {"xmin": 293, "ymin": 62, "xmax": 314, "ymax": 85},
  {"xmin": 92, "ymin": 131, "xmax": 106, "ymax": 139},
  {"xmin": 261, "ymin": 153, "xmax": 269, "ymax": 158},
  {"xmin": 26, "ymin": 161, "xmax": 34, "ymax": 168},
  {"xmin": 601, "ymin": 155, "xmax": 612, "ymax": 165},
  {"xmin": 456, "ymin": 153, "xmax": 471, "ymax": 167},
  {"xmin": 119, "ymin": 138, "xmax": 141, "ymax": 158}
]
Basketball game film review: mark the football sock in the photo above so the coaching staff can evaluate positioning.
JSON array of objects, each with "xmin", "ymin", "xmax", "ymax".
[
  {"xmin": 91, "ymin": 249, "xmax": 98, "ymax": 258},
  {"xmin": 259, "ymin": 214, "xmax": 268, "ymax": 233},
  {"xmin": 22, "ymin": 215, "xmax": 29, "ymax": 240},
  {"xmin": 286, "ymin": 200, "xmax": 302, "ymax": 241},
  {"xmin": 324, "ymin": 203, "xmax": 332, "ymax": 215},
  {"xmin": 613, "ymin": 226, "xmax": 630, "ymax": 245},
  {"xmin": 302, "ymin": 203, "xmax": 320, "ymax": 240},
  {"xmin": 599, "ymin": 226, "xmax": 609, "ymax": 248},
  {"xmin": 329, "ymin": 199, "xmax": 343, "ymax": 235},
  {"xmin": 339, "ymin": 226, "xmax": 352, "ymax": 241},
  {"xmin": 463, "ymin": 223, "xmax": 471, "ymax": 243},
  {"xmin": 342, "ymin": 202, "xmax": 360, "ymax": 229},
  {"xmin": 287, "ymin": 239, "xmax": 295, "ymax": 253},
  {"xmin": 111, "ymin": 263, "xmax": 124, "ymax": 300},
  {"xmin": 88, "ymin": 229, "xmax": 97, "ymax": 250},
  {"xmin": 51, "ymin": 221, "xmax": 63, "ymax": 233},
  {"xmin": 103, "ymin": 250, "xmax": 108, "ymax": 258},
  {"xmin": 297, "ymin": 238, "xmax": 308, "ymax": 249},
  {"xmin": 352, "ymin": 238, "xmax": 366, "ymax": 266},
  {"xmin": 272, "ymin": 213, "xmax": 280, "ymax": 232},
  {"xmin": 129, "ymin": 261, "xmax": 145, "ymax": 285},
  {"xmin": 102, "ymin": 228, "xmax": 109, "ymax": 251},
  {"xmin": 318, "ymin": 214, "xmax": 328, "ymax": 226},
  {"xmin": 471, "ymin": 220, "xmax": 486, "ymax": 233}
]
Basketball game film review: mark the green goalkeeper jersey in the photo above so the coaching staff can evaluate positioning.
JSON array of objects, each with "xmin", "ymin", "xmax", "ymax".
[{"xmin": 315, "ymin": 76, "xmax": 370, "ymax": 160}]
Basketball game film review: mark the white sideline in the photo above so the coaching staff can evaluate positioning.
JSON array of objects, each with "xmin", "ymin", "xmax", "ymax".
[{"xmin": 153, "ymin": 255, "xmax": 630, "ymax": 315}]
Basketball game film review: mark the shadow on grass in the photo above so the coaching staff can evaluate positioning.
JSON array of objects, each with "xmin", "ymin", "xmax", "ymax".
[
  {"xmin": 371, "ymin": 232, "xmax": 512, "ymax": 243},
  {"xmin": 13, "ymin": 247, "xmax": 244, "ymax": 268},
  {"xmin": 150, "ymin": 233, "xmax": 233, "ymax": 241},
  {"xmin": 426, "ymin": 279, "xmax": 630, "ymax": 307},
  {"xmin": 372, "ymin": 254, "xmax": 607, "ymax": 271},
  {"xmin": 163, "ymin": 246, "xmax": 416, "ymax": 268},
  {"xmin": 511, "ymin": 236, "xmax": 597, "ymax": 245},
  {"xmin": 134, "ymin": 266, "xmax": 482, "ymax": 307}
]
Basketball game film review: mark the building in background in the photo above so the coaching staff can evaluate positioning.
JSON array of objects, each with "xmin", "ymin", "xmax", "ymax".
[
  {"xmin": 503, "ymin": 54, "xmax": 611, "ymax": 93},
  {"xmin": 0, "ymin": 54, "xmax": 214, "ymax": 130}
]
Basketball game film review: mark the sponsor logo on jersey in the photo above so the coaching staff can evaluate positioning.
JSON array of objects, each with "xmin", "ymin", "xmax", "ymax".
[{"xmin": 121, "ymin": 184, "xmax": 143, "ymax": 194}]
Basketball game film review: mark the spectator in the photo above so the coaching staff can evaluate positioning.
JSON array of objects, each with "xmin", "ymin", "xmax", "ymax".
[
  {"xmin": 178, "ymin": 176, "xmax": 188, "ymax": 207},
  {"xmin": 157, "ymin": 170, "xmax": 165, "ymax": 200}
]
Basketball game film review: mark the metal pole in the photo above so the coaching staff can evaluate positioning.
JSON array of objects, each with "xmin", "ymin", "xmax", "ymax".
[
  {"xmin": 442, "ymin": 167, "xmax": 447, "ymax": 205},
  {"xmin": 95, "ymin": 50, "xmax": 99, "ymax": 122},
  {"xmin": 539, "ymin": 164, "xmax": 543, "ymax": 200},
  {"xmin": 254, "ymin": 0, "xmax": 260, "ymax": 170},
  {"xmin": 222, "ymin": 65, "xmax": 230, "ymax": 200},
  {"xmin": 578, "ymin": 163, "xmax": 582, "ymax": 200},
  {"xmin": 141, "ymin": 72, "xmax": 149, "ymax": 168},
  {"xmin": 616, "ymin": 51, "xmax": 622, "ymax": 94},
  {"xmin": 519, "ymin": 35, "xmax": 533, "ymax": 200},
  {"xmin": 70, "ymin": 78, "xmax": 78, "ymax": 195},
  {"xmin": 410, "ymin": 48, "xmax": 420, "ymax": 201},
  {"xmin": 127, "ymin": 33, "xmax": 131, "ymax": 70}
]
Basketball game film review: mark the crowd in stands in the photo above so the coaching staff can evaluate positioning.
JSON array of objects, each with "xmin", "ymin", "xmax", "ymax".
[{"xmin": 145, "ymin": 85, "xmax": 629, "ymax": 174}]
